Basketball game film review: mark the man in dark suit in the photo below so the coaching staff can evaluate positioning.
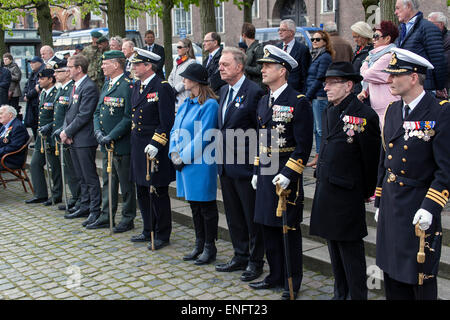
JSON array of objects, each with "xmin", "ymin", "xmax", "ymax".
[
  {"xmin": 374, "ymin": 48, "xmax": 449, "ymax": 300},
  {"xmin": 309, "ymin": 62, "xmax": 381, "ymax": 300},
  {"xmin": 277, "ymin": 19, "xmax": 311, "ymax": 94},
  {"xmin": 143, "ymin": 30, "xmax": 165, "ymax": 80},
  {"xmin": 202, "ymin": 32, "xmax": 226, "ymax": 95},
  {"xmin": 60, "ymin": 54, "xmax": 101, "ymax": 221},
  {"xmin": 249, "ymin": 45, "xmax": 313, "ymax": 300},
  {"xmin": 0, "ymin": 105, "xmax": 29, "ymax": 170},
  {"xmin": 215, "ymin": 47, "xmax": 265, "ymax": 282},
  {"xmin": 0, "ymin": 66, "xmax": 11, "ymax": 106},
  {"xmin": 129, "ymin": 48, "xmax": 175, "ymax": 250}
]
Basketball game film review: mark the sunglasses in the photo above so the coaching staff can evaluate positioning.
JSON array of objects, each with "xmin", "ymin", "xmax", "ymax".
[
  {"xmin": 373, "ymin": 33, "xmax": 384, "ymax": 40},
  {"xmin": 177, "ymin": 46, "xmax": 186, "ymax": 49},
  {"xmin": 311, "ymin": 38, "xmax": 323, "ymax": 42}
]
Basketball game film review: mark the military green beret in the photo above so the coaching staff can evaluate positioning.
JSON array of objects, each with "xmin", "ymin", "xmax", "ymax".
[
  {"xmin": 97, "ymin": 36, "xmax": 108, "ymax": 43},
  {"xmin": 91, "ymin": 31, "xmax": 103, "ymax": 38},
  {"xmin": 102, "ymin": 50, "xmax": 126, "ymax": 60}
]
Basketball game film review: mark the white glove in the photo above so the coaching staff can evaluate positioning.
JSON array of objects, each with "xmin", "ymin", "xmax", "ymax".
[
  {"xmin": 374, "ymin": 208, "xmax": 379, "ymax": 223},
  {"xmin": 272, "ymin": 174, "xmax": 290, "ymax": 189},
  {"xmin": 171, "ymin": 152, "xmax": 183, "ymax": 165},
  {"xmin": 144, "ymin": 144, "xmax": 158, "ymax": 159},
  {"xmin": 251, "ymin": 175, "xmax": 258, "ymax": 190},
  {"xmin": 412, "ymin": 209, "xmax": 433, "ymax": 231}
]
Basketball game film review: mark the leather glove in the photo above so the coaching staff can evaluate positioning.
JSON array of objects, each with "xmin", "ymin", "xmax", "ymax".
[
  {"xmin": 52, "ymin": 128, "xmax": 62, "ymax": 141},
  {"xmin": 100, "ymin": 135, "xmax": 112, "ymax": 147},
  {"xmin": 251, "ymin": 175, "xmax": 258, "ymax": 190},
  {"xmin": 173, "ymin": 162, "xmax": 185, "ymax": 172},
  {"xmin": 374, "ymin": 208, "xmax": 379, "ymax": 223},
  {"xmin": 38, "ymin": 124, "xmax": 52, "ymax": 136},
  {"xmin": 144, "ymin": 144, "xmax": 158, "ymax": 159},
  {"xmin": 412, "ymin": 209, "xmax": 433, "ymax": 231},
  {"xmin": 94, "ymin": 130, "xmax": 104, "ymax": 144},
  {"xmin": 272, "ymin": 174, "xmax": 290, "ymax": 189}
]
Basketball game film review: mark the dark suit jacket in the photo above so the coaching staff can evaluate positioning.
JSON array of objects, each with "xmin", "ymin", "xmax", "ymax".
[
  {"xmin": 277, "ymin": 40, "xmax": 311, "ymax": 94},
  {"xmin": 144, "ymin": 44, "xmax": 165, "ymax": 80},
  {"xmin": 217, "ymin": 77, "xmax": 264, "ymax": 179},
  {"xmin": 63, "ymin": 75, "xmax": 99, "ymax": 148},
  {"xmin": 309, "ymin": 94, "xmax": 381, "ymax": 241},
  {"xmin": 203, "ymin": 46, "xmax": 227, "ymax": 95},
  {"xmin": 0, "ymin": 118, "xmax": 30, "ymax": 169}
]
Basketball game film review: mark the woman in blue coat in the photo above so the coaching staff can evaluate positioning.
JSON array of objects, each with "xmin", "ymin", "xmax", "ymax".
[
  {"xmin": 305, "ymin": 31, "xmax": 334, "ymax": 168},
  {"xmin": 169, "ymin": 63, "xmax": 219, "ymax": 265}
]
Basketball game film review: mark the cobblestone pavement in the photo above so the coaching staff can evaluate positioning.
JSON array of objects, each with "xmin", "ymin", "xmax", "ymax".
[{"xmin": 0, "ymin": 177, "xmax": 384, "ymax": 300}]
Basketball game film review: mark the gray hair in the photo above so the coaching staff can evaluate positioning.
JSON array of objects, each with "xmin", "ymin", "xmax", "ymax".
[
  {"xmin": 123, "ymin": 40, "xmax": 134, "ymax": 50},
  {"xmin": 110, "ymin": 36, "xmax": 123, "ymax": 47},
  {"xmin": 401, "ymin": 0, "xmax": 420, "ymax": 11},
  {"xmin": 428, "ymin": 12, "xmax": 448, "ymax": 27},
  {"xmin": 323, "ymin": 21, "xmax": 338, "ymax": 33},
  {"xmin": 0, "ymin": 104, "xmax": 17, "ymax": 118},
  {"xmin": 280, "ymin": 19, "xmax": 296, "ymax": 32},
  {"xmin": 222, "ymin": 46, "xmax": 246, "ymax": 67}
]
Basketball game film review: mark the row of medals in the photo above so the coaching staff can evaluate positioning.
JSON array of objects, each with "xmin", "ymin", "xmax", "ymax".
[
  {"xmin": 343, "ymin": 123, "xmax": 365, "ymax": 144},
  {"xmin": 404, "ymin": 128, "xmax": 435, "ymax": 141}
]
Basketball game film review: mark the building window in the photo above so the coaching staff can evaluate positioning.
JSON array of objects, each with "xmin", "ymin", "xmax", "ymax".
[
  {"xmin": 215, "ymin": 3, "xmax": 224, "ymax": 33},
  {"xmin": 146, "ymin": 13, "xmax": 159, "ymax": 37},
  {"xmin": 173, "ymin": 4, "xmax": 192, "ymax": 36},
  {"xmin": 252, "ymin": 0, "xmax": 259, "ymax": 19},
  {"xmin": 125, "ymin": 17, "xmax": 139, "ymax": 30},
  {"xmin": 322, "ymin": 0, "xmax": 335, "ymax": 13}
]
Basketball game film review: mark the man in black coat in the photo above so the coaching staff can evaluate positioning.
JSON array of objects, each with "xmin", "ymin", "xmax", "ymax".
[
  {"xmin": 0, "ymin": 66, "xmax": 11, "ymax": 106},
  {"xmin": 202, "ymin": 32, "xmax": 227, "ymax": 96},
  {"xmin": 143, "ymin": 30, "xmax": 165, "ymax": 80},
  {"xmin": 24, "ymin": 56, "xmax": 45, "ymax": 141},
  {"xmin": 277, "ymin": 19, "xmax": 311, "ymax": 94},
  {"xmin": 129, "ymin": 48, "xmax": 176, "ymax": 250},
  {"xmin": 375, "ymin": 48, "xmax": 449, "ymax": 300},
  {"xmin": 60, "ymin": 54, "xmax": 101, "ymax": 221},
  {"xmin": 309, "ymin": 62, "xmax": 381, "ymax": 300},
  {"xmin": 215, "ymin": 47, "xmax": 265, "ymax": 282}
]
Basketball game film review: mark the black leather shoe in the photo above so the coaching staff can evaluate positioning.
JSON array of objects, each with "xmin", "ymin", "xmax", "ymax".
[
  {"xmin": 64, "ymin": 209, "xmax": 90, "ymax": 219},
  {"xmin": 68, "ymin": 206, "xmax": 80, "ymax": 214},
  {"xmin": 183, "ymin": 239, "xmax": 204, "ymax": 261},
  {"xmin": 113, "ymin": 222, "xmax": 134, "ymax": 233},
  {"xmin": 82, "ymin": 212, "xmax": 100, "ymax": 227},
  {"xmin": 58, "ymin": 203, "xmax": 75, "ymax": 211},
  {"xmin": 240, "ymin": 266, "xmax": 263, "ymax": 282},
  {"xmin": 86, "ymin": 219, "xmax": 113, "ymax": 229},
  {"xmin": 215, "ymin": 260, "xmax": 247, "ymax": 272},
  {"xmin": 25, "ymin": 197, "xmax": 48, "ymax": 204},
  {"xmin": 147, "ymin": 239, "xmax": 170, "ymax": 250},
  {"xmin": 43, "ymin": 198, "xmax": 61, "ymax": 206},
  {"xmin": 249, "ymin": 280, "xmax": 276, "ymax": 290},
  {"xmin": 130, "ymin": 234, "xmax": 151, "ymax": 242},
  {"xmin": 281, "ymin": 290, "xmax": 298, "ymax": 300},
  {"xmin": 194, "ymin": 242, "xmax": 217, "ymax": 265}
]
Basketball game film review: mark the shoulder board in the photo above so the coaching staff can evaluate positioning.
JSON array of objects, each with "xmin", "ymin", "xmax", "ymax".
[
  {"xmin": 161, "ymin": 81, "xmax": 169, "ymax": 84},
  {"xmin": 297, "ymin": 94, "xmax": 305, "ymax": 99},
  {"xmin": 439, "ymin": 100, "xmax": 449, "ymax": 106}
]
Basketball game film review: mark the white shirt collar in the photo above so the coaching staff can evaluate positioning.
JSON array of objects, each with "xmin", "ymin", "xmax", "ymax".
[
  {"xmin": 283, "ymin": 39, "xmax": 295, "ymax": 54},
  {"xmin": 403, "ymin": 90, "xmax": 426, "ymax": 113},
  {"xmin": 109, "ymin": 73, "xmax": 124, "ymax": 86},
  {"xmin": 210, "ymin": 47, "xmax": 220, "ymax": 58},
  {"xmin": 44, "ymin": 85, "xmax": 56, "ymax": 97},
  {"xmin": 270, "ymin": 83, "xmax": 289, "ymax": 102},
  {"xmin": 74, "ymin": 75, "xmax": 88, "ymax": 88},
  {"xmin": 228, "ymin": 75, "xmax": 246, "ymax": 96},
  {"xmin": 142, "ymin": 73, "xmax": 156, "ymax": 86}
]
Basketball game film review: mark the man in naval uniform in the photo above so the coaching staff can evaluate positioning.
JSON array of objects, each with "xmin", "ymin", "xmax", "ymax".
[
  {"xmin": 129, "ymin": 48, "xmax": 176, "ymax": 250},
  {"xmin": 249, "ymin": 45, "xmax": 313, "ymax": 300},
  {"xmin": 375, "ymin": 48, "xmax": 450, "ymax": 300},
  {"xmin": 89, "ymin": 50, "xmax": 136, "ymax": 232}
]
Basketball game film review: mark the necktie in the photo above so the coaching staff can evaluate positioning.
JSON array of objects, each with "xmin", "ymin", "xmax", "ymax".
[
  {"xmin": 207, "ymin": 54, "xmax": 213, "ymax": 66},
  {"xmin": 223, "ymin": 87, "xmax": 234, "ymax": 121},
  {"xmin": 72, "ymin": 85, "xmax": 76, "ymax": 97},
  {"xmin": 269, "ymin": 95, "xmax": 274, "ymax": 108},
  {"xmin": 400, "ymin": 23, "xmax": 407, "ymax": 43},
  {"xmin": 283, "ymin": 44, "xmax": 288, "ymax": 52},
  {"xmin": 404, "ymin": 104, "xmax": 410, "ymax": 119}
]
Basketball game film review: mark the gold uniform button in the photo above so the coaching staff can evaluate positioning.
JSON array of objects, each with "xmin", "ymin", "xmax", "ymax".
[
  {"xmin": 402, "ymin": 158, "xmax": 407, "ymax": 163},
  {"xmin": 389, "ymin": 143, "xmax": 393, "ymax": 148},
  {"xmin": 132, "ymin": 109, "xmax": 136, "ymax": 112},
  {"xmin": 138, "ymin": 128, "xmax": 141, "ymax": 131},
  {"xmin": 262, "ymin": 126, "xmax": 266, "ymax": 128},
  {"xmin": 140, "ymin": 110, "xmax": 143, "ymax": 113},
  {"xmin": 404, "ymin": 145, "xmax": 408, "ymax": 150},
  {"xmin": 139, "ymin": 116, "xmax": 142, "ymax": 119},
  {"xmin": 388, "ymin": 168, "xmax": 392, "ymax": 172},
  {"xmin": 138, "ymin": 122, "xmax": 142, "ymax": 125},
  {"xmin": 388, "ymin": 155, "xmax": 393, "ymax": 160},
  {"xmin": 100, "ymin": 121, "xmax": 103, "ymax": 124},
  {"xmin": 401, "ymin": 170, "xmax": 406, "ymax": 175},
  {"xmin": 399, "ymin": 182, "xmax": 404, "ymax": 187}
]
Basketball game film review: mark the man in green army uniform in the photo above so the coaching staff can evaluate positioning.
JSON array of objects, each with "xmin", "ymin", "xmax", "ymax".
[
  {"xmin": 93, "ymin": 36, "xmax": 110, "ymax": 90},
  {"xmin": 51, "ymin": 61, "xmax": 81, "ymax": 212},
  {"xmin": 89, "ymin": 50, "xmax": 136, "ymax": 233},
  {"xmin": 82, "ymin": 31, "xmax": 104, "ymax": 91},
  {"xmin": 25, "ymin": 68, "xmax": 62, "ymax": 206}
]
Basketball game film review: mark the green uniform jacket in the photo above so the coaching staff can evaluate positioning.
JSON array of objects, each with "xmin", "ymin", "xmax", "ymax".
[
  {"xmin": 53, "ymin": 81, "xmax": 74, "ymax": 132},
  {"xmin": 37, "ymin": 86, "xmax": 58, "ymax": 148},
  {"xmin": 94, "ymin": 74, "xmax": 132, "ymax": 155}
]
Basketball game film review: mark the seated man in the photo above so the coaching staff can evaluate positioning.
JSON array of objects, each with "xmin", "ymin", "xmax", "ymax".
[{"xmin": 0, "ymin": 104, "xmax": 30, "ymax": 169}]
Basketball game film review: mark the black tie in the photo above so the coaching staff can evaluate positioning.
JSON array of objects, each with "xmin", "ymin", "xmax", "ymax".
[
  {"xmin": 269, "ymin": 95, "xmax": 274, "ymax": 108},
  {"xmin": 283, "ymin": 44, "xmax": 288, "ymax": 52},
  {"xmin": 224, "ymin": 88, "xmax": 234, "ymax": 121},
  {"xmin": 404, "ymin": 105, "xmax": 410, "ymax": 119}
]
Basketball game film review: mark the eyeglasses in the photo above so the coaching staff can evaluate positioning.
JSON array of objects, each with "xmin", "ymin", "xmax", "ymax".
[
  {"xmin": 203, "ymin": 39, "xmax": 214, "ymax": 42},
  {"xmin": 373, "ymin": 33, "xmax": 384, "ymax": 40},
  {"xmin": 311, "ymin": 38, "xmax": 323, "ymax": 42},
  {"xmin": 323, "ymin": 80, "xmax": 348, "ymax": 86},
  {"xmin": 177, "ymin": 46, "xmax": 186, "ymax": 49},
  {"xmin": 278, "ymin": 28, "xmax": 290, "ymax": 32}
]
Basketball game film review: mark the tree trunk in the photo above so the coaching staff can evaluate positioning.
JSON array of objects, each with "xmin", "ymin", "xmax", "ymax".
[
  {"xmin": 0, "ymin": 27, "xmax": 5, "ymax": 58},
  {"xmin": 162, "ymin": 0, "xmax": 174, "ymax": 79},
  {"xmin": 199, "ymin": 0, "xmax": 216, "ymax": 37},
  {"xmin": 107, "ymin": 0, "xmax": 126, "ymax": 38},
  {"xmin": 243, "ymin": 0, "xmax": 254, "ymax": 24},
  {"xmin": 380, "ymin": 0, "xmax": 398, "ymax": 24},
  {"xmin": 361, "ymin": 0, "xmax": 379, "ymax": 21},
  {"xmin": 35, "ymin": 0, "xmax": 53, "ymax": 47}
]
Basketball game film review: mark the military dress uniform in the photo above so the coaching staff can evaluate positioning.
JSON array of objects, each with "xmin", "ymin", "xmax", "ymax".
[
  {"xmin": 29, "ymin": 71, "xmax": 62, "ymax": 204},
  {"xmin": 375, "ymin": 48, "xmax": 450, "ymax": 300},
  {"xmin": 129, "ymin": 48, "xmax": 176, "ymax": 246},
  {"xmin": 52, "ymin": 67, "xmax": 81, "ymax": 209},
  {"xmin": 92, "ymin": 51, "xmax": 136, "ymax": 231},
  {"xmin": 252, "ymin": 46, "xmax": 313, "ymax": 298}
]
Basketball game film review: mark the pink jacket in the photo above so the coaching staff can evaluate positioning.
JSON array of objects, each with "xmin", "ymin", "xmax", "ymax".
[{"xmin": 360, "ymin": 45, "xmax": 400, "ymax": 127}]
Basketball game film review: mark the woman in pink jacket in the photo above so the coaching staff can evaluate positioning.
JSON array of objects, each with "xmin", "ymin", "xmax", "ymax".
[{"xmin": 358, "ymin": 21, "xmax": 400, "ymax": 127}]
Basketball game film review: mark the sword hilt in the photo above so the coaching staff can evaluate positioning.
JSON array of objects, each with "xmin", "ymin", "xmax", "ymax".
[
  {"xmin": 55, "ymin": 139, "xmax": 60, "ymax": 156},
  {"xmin": 276, "ymin": 183, "xmax": 291, "ymax": 218},
  {"xmin": 415, "ymin": 223, "xmax": 426, "ymax": 264},
  {"xmin": 106, "ymin": 141, "xmax": 114, "ymax": 173},
  {"xmin": 40, "ymin": 134, "xmax": 45, "ymax": 154}
]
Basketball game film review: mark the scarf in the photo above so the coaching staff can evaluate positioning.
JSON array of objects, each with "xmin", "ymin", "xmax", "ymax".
[
  {"xmin": 367, "ymin": 43, "xmax": 397, "ymax": 68},
  {"xmin": 310, "ymin": 47, "xmax": 326, "ymax": 61},
  {"xmin": 176, "ymin": 55, "xmax": 188, "ymax": 66}
]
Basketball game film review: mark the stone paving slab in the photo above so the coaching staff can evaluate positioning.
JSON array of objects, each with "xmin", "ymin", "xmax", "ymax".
[{"xmin": 0, "ymin": 176, "xmax": 385, "ymax": 300}]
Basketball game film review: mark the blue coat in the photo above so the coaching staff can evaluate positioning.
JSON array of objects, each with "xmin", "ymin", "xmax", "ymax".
[
  {"xmin": 396, "ymin": 12, "xmax": 447, "ymax": 91},
  {"xmin": 0, "ymin": 118, "xmax": 30, "ymax": 169},
  {"xmin": 169, "ymin": 97, "xmax": 219, "ymax": 201},
  {"xmin": 305, "ymin": 51, "xmax": 332, "ymax": 100}
]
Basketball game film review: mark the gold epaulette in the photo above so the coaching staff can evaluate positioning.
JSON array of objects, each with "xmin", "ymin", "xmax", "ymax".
[
  {"xmin": 286, "ymin": 158, "xmax": 305, "ymax": 174},
  {"xmin": 426, "ymin": 188, "xmax": 449, "ymax": 208},
  {"xmin": 297, "ymin": 94, "xmax": 305, "ymax": 99},
  {"xmin": 254, "ymin": 156, "xmax": 259, "ymax": 166},
  {"xmin": 152, "ymin": 132, "xmax": 168, "ymax": 146},
  {"xmin": 161, "ymin": 81, "xmax": 169, "ymax": 84},
  {"xmin": 439, "ymin": 100, "xmax": 449, "ymax": 106}
]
